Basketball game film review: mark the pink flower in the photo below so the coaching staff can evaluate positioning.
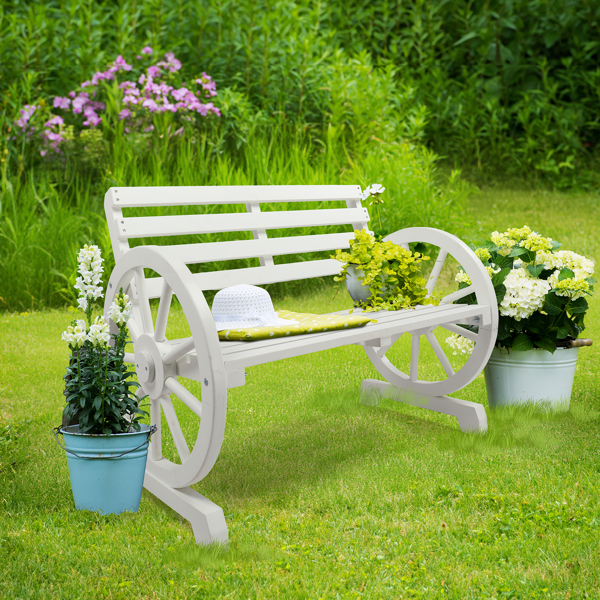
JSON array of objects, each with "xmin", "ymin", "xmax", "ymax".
[
  {"xmin": 138, "ymin": 74, "xmax": 146, "ymax": 85},
  {"xmin": 142, "ymin": 98, "xmax": 158, "ymax": 112},
  {"xmin": 119, "ymin": 108, "xmax": 132, "ymax": 120},
  {"xmin": 171, "ymin": 87, "xmax": 189, "ymax": 102},
  {"xmin": 136, "ymin": 55, "xmax": 142, "ymax": 60},
  {"xmin": 148, "ymin": 65, "xmax": 161, "ymax": 78},
  {"xmin": 141, "ymin": 46, "xmax": 153, "ymax": 55},
  {"xmin": 45, "ymin": 115, "xmax": 64, "ymax": 127},
  {"xmin": 123, "ymin": 95, "xmax": 139, "ymax": 105},
  {"xmin": 40, "ymin": 150, "xmax": 46, "ymax": 157},
  {"xmin": 114, "ymin": 55, "xmax": 132, "ymax": 72},
  {"xmin": 158, "ymin": 52, "xmax": 181, "ymax": 72},
  {"xmin": 53, "ymin": 97, "xmax": 71, "ymax": 109},
  {"xmin": 72, "ymin": 93, "xmax": 90, "ymax": 114},
  {"xmin": 68, "ymin": 91, "xmax": 76, "ymax": 99},
  {"xmin": 16, "ymin": 105, "xmax": 37, "ymax": 128},
  {"xmin": 81, "ymin": 80, "xmax": 91, "ymax": 88},
  {"xmin": 84, "ymin": 114, "xmax": 102, "ymax": 127}
]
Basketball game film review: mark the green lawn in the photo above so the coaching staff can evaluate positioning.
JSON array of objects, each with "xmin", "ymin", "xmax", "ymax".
[{"xmin": 1, "ymin": 187, "xmax": 599, "ymax": 599}]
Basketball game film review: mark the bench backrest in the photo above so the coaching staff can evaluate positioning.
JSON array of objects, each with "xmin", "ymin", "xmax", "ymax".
[{"xmin": 104, "ymin": 185, "xmax": 370, "ymax": 297}]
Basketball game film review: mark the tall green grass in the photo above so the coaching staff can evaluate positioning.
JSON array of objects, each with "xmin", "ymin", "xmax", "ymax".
[{"xmin": 0, "ymin": 127, "xmax": 469, "ymax": 312}]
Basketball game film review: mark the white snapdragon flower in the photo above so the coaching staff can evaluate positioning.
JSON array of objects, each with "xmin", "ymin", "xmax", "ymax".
[
  {"xmin": 87, "ymin": 315, "xmax": 110, "ymax": 348},
  {"xmin": 62, "ymin": 320, "xmax": 88, "ymax": 347},
  {"xmin": 75, "ymin": 244, "xmax": 104, "ymax": 306},
  {"xmin": 499, "ymin": 268, "xmax": 550, "ymax": 320},
  {"xmin": 445, "ymin": 333, "xmax": 475, "ymax": 355},
  {"xmin": 370, "ymin": 183, "xmax": 385, "ymax": 195},
  {"xmin": 109, "ymin": 291, "xmax": 133, "ymax": 326},
  {"xmin": 361, "ymin": 185, "xmax": 372, "ymax": 200}
]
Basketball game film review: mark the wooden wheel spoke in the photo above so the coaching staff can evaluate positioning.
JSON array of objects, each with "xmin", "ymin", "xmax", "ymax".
[
  {"xmin": 409, "ymin": 334, "xmax": 420, "ymax": 381},
  {"xmin": 160, "ymin": 395, "xmax": 191, "ymax": 462},
  {"xmin": 440, "ymin": 322, "xmax": 479, "ymax": 342},
  {"xmin": 154, "ymin": 280, "xmax": 173, "ymax": 343},
  {"xmin": 123, "ymin": 352, "xmax": 135, "ymax": 364},
  {"xmin": 163, "ymin": 337, "xmax": 196, "ymax": 366},
  {"xmin": 425, "ymin": 331, "xmax": 455, "ymax": 377},
  {"xmin": 440, "ymin": 284, "xmax": 475, "ymax": 305},
  {"xmin": 127, "ymin": 318, "xmax": 142, "ymax": 343},
  {"xmin": 426, "ymin": 249, "xmax": 448, "ymax": 295},
  {"xmin": 133, "ymin": 267, "xmax": 154, "ymax": 335},
  {"xmin": 164, "ymin": 376, "xmax": 203, "ymax": 417}
]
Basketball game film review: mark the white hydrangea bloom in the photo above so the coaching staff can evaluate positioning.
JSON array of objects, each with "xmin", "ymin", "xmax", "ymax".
[
  {"xmin": 548, "ymin": 270, "xmax": 591, "ymax": 300},
  {"xmin": 499, "ymin": 268, "xmax": 550, "ymax": 321},
  {"xmin": 535, "ymin": 250, "xmax": 563, "ymax": 271},
  {"xmin": 455, "ymin": 271, "xmax": 472, "ymax": 285},
  {"xmin": 445, "ymin": 333, "xmax": 475, "ymax": 355},
  {"xmin": 556, "ymin": 251, "xmax": 595, "ymax": 277},
  {"xmin": 88, "ymin": 315, "xmax": 110, "ymax": 348}
]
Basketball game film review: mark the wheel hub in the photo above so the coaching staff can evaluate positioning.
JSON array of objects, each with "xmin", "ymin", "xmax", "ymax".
[{"xmin": 134, "ymin": 334, "xmax": 176, "ymax": 399}]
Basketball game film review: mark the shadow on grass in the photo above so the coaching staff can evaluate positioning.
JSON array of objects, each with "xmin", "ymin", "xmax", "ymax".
[
  {"xmin": 438, "ymin": 401, "xmax": 599, "ymax": 455},
  {"xmin": 165, "ymin": 540, "xmax": 280, "ymax": 567},
  {"xmin": 200, "ymin": 390, "xmax": 451, "ymax": 504}
]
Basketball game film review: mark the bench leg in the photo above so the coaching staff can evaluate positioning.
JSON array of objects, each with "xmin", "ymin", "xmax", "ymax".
[
  {"xmin": 143, "ymin": 470, "xmax": 229, "ymax": 545},
  {"xmin": 360, "ymin": 379, "xmax": 487, "ymax": 433}
]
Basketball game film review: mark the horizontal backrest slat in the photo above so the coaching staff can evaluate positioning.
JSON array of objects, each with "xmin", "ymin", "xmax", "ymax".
[
  {"xmin": 144, "ymin": 259, "xmax": 342, "ymax": 296},
  {"xmin": 119, "ymin": 207, "xmax": 370, "ymax": 239},
  {"xmin": 159, "ymin": 232, "xmax": 354, "ymax": 264},
  {"xmin": 106, "ymin": 185, "xmax": 362, "ymax": 208}
]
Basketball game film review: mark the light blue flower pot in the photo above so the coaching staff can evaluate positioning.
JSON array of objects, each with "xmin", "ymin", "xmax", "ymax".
[{"xmin": 60, "ymin": 424, "xmax": 152, "ymax": 515}]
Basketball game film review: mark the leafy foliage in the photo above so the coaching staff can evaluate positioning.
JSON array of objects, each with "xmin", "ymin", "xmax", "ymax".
[
  {"xmin": 63, "ymin": 328, "xmax": 145, "ymax": 434},
  {"xmin": 332, "ymin": 229, "xmax": 437, "ymax": 312}
]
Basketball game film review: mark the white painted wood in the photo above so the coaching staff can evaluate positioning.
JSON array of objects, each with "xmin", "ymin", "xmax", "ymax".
[
  {"xmin": 154, "ymin": 280, "xmax": 172, "ymax": 343},
  {"xmin": 439, "ymin": 322, "xmax": 479, "ymax": 342},
  {"xmin": 246, "ymin": 202, "xmax": 274, "ymax": 268},
  {"xmin": 409, "ymin": 334, "xmax": 420, "ymax": 381},
  {"xmin": 145, "ymin": 259, "xmax": 343, "ymax": 296},
  {"xmin": 163, "ymin": 337, "xmax": 195, "ymax": 366},
  {"xmin": 440, "ymin": 285, "xmax": 475, "ymax": 305},
  {"xmin": 119, "ymin": 207, "xmax": 369, "ymax": 239},
  {"xmin": 104, "ymin": 188, "xmax": 499, "ymax": 545},
  {"xmin": 106, "ymin": 184, "xmax": 362, "ymax": 208},
  {"xmin": 165, "ymin": 376, "xmax": 203, "ymax": 418},
  {"xmin": 426, "ymin": 249, "xmax": 447, "ymax": 295},
  {"xmin": 159, "ymin": 231, "xmax": 355, "ymax": 265},
  {"xmin": 143, "ymin": 470, "xmax": 229, "ymax": 544},
  {"xmin": 150, "ymin": 396, "xmax": 163, "ymax": 461},
  {"xmin": 425, "ymin": 330, "xmax": 455, "ymax": 377},
  {"xmin": 160, "ymin": 395, "xmax": 192, "ymax": 462},
  {"xmin": 361, "ymin": 379, "xmax": 487, "ymax": 433}
]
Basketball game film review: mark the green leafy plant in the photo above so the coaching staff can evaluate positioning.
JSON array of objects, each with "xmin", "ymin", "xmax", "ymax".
[
  {"xmin": 332, "ymin": 228, "xmax": 436, "ymax": 312},
  {"xmin": 61, "ymin": 244, "xmax": 146, "ymax": 434},
  {"xmin": 449, "ymin": 225, "xmax": 595, "ymax": 354}
]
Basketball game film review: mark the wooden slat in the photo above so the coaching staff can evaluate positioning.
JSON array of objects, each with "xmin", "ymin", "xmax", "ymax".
[
  {"xmin": 108, "ymin": 185, "xmax": 362, "ymax": 208},
  {"xmin": 145, "ymin": 259, "xmax": 343, "ymax": 297},
  {"xmin": 219, "ymin": 304, "xmax": 489, "ymax": 369},
  {"xmin": 158, "ymin": 232, "xmax": 354, "ymax": 265},
  {"xmin": 117, "ymin": 207, "xmax": 369, "ymax": 239}
]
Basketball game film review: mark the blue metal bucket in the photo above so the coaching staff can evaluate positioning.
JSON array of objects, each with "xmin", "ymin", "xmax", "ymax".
[{"xmin": 59, "ymin": 424, "xmax": 153, "ymax": 515}]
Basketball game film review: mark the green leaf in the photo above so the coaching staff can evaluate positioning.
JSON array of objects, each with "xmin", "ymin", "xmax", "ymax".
[
  {"xmin": 491, "ymin": 268, "xmax": 510, "ymax": 287},
  {"xmin": 512, "ymin": 333, "xmax": 534, "ymax": 351},
  {"xmin": 535, "ymin": 337, "xmax": 556, "ymax": 353},
  {"xmin": 543, "ymin": 293, "xmax": 562, "ymax": 315},
  {"xmin": 494, "ymin": 284, "xmax": 506, "ymax": 304},
  {"xmin": 453, "ymin": 30, "xmax": 478, "ymax": 46},
  {"xmin": 526, "ymin": 264, "xmax": 544, "ymax": 278},
  {"xmin": 558, "ymin": 267, "xmax": 575, "ymax": 281},
  {"xmin": 509, "ymin": 247, "xmax": 527, "ymax": 257},
  {"xmin": 569, "ymin": 297, "xmax": 588, "ymax": 314},
  {"xmin": 556, "ymin": 326, "xmax": 570, "ymax": 339},
  {"xmin": 550, "ymin": 240, "xmax": 562, "ymax": 251}
]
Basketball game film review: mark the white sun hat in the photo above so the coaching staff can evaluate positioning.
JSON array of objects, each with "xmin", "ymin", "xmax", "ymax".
[{"xmin": 212, "ymin": 284, "xmax": 299, "ymax": 331}]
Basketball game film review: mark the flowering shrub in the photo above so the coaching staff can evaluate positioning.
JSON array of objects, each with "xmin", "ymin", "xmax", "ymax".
[
  {"xmin": 448, "ymin": 226, "xmax": 595, "ymax": 354},
  {"xmin": 62, "ymin": 245, "xmax": 146, "ymax": 434},
  {"xmin": 14, "ymin": 46, "xmax": 220, "ymax": 159}
]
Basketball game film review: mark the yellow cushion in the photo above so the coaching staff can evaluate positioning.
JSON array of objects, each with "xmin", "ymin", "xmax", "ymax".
[{"xmin": 218, "ymin": 310, "xmax": 374, "ymax": 341}]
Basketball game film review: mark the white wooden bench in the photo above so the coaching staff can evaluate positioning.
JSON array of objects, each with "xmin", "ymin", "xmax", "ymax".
[{"xmin": 103, "ymin": 185, "xmax": 498, "ymax": 544}]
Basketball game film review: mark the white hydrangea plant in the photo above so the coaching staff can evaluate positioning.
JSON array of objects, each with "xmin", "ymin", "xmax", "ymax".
[{"xmin": 449, "ymin": 226, "xmax": 594, "ymax": 355}]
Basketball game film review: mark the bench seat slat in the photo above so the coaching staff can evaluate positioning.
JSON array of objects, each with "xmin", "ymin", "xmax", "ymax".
[
  {"xmin": 145, "ymin": 259, "xmax": 342, "ymax": 296},
  {"xmin": 118, "ymin": 207, "xmax": 370, "ymax": 239},
  {"xmin": 218, "ymin": 304, "xmax": 490, "ymax": 369},
  {"xmin": 157, "ymin": 232, "xmax": 354, "ymax": 265},
  {"xmin": 109, "ymin": 185, "xmax": 362, "ymax": 208}
]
